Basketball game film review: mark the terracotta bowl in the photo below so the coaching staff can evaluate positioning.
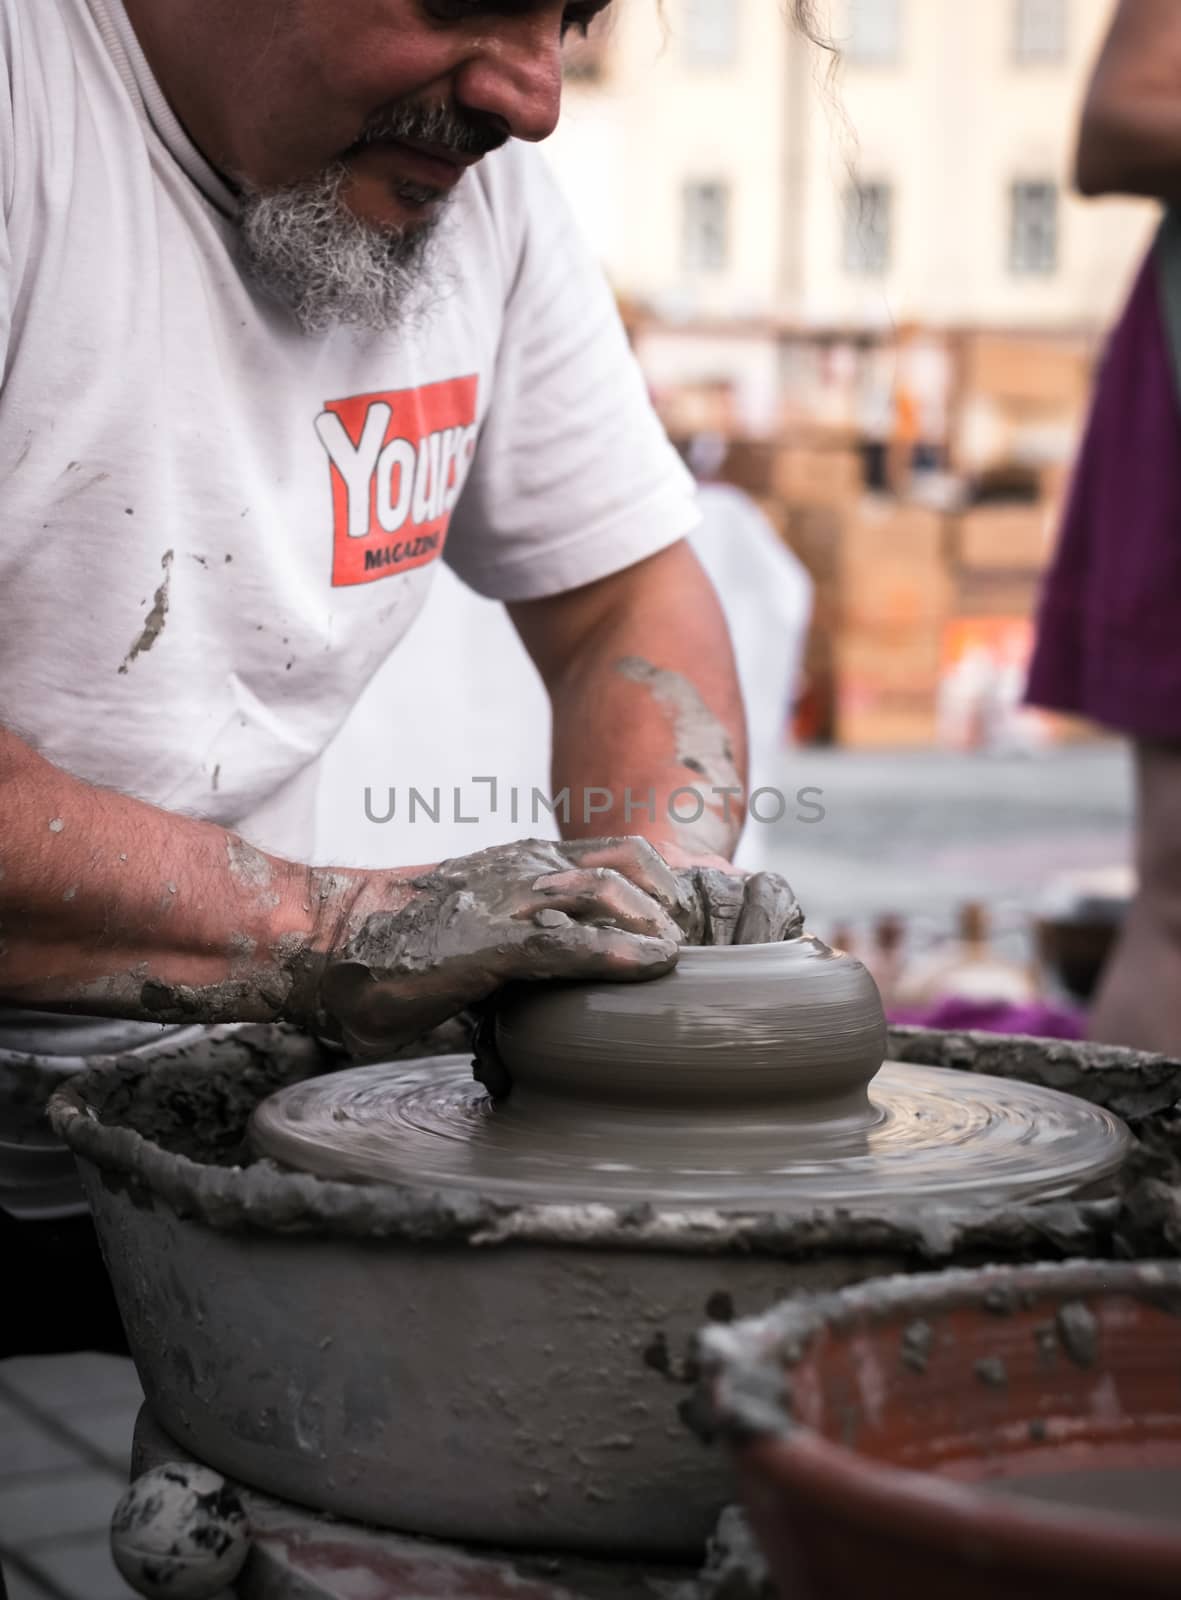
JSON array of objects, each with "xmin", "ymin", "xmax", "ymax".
[
  {"xmin": 698, "ymin": 1260, "xmax": 1181, "ymax": 1600},
  {"xmin": 494, "ymin": 936, "xmax": 888, "ymax": 1110}
]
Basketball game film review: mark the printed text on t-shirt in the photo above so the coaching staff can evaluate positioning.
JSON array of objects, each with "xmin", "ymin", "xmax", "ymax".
[{"xmin": 315, "ymin": 375, "xmax": 479, "ymax": 586}]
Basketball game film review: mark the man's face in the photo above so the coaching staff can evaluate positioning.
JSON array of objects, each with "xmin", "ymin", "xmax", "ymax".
[{"xmin": 147, "ymin": 0, "xmax": 610, "ymax": 231}]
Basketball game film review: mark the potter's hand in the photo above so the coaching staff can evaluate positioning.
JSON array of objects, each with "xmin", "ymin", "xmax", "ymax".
[
  {"xmin": 656, "ymin": 845, "xmax": 804, "ymax": 947},
  {"xmin": 314, "ymin": 838, "xmax": 682, "ymax": 1058}
]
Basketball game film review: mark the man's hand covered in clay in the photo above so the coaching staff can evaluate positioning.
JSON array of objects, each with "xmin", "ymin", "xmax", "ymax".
[
  {"xmin": 315, "ymin": 838, "xmax": 686, "ymax": 1058},
  {"xmin": 313, "ymin": 837, "xmax": 803, "ymax": 1063},
  {"xmin": 670, "ymin": 864, "xmax": 804, "ymax": 948}
]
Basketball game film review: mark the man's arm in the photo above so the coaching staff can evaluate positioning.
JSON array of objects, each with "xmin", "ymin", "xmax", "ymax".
[
  {"xmin": 0, "ymin": 725, "xmax": 682, "ymax": 1039},
  {"xmin": 1076, "ymin": 0, "xmax": 1181, "ymax": 202},
  {"xmin": 0, "ymin": 722, "xmax": 389, "ymax": 1020},
  {"xmin": 509, "ymin": 539, "xmax": 749, "ymax": 866}
]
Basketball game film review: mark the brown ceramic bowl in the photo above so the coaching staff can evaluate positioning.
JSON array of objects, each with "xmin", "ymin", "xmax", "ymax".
[
  {"xmin": 699, "ymin": 1260, "xmax": 1181, "ymax": 1600},
  {"xmin": 493, "ymin": 936, "xmax": 888, "ymax": 1110}
]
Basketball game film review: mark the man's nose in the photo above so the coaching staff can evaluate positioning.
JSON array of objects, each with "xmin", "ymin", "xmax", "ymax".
[{"xmin": 452, "ymin": 15, "xmax": 564, "ymax": 144}]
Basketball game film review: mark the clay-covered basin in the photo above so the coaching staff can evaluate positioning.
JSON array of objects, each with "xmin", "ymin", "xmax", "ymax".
[
  {"xmin": 698, "ymin": 1260, "xmax": 1181, "ymax": 1600},
  {"xmin": 494, "ymin": 937, "xmax": 887, "ymax": 1110},
  {"xmin": 45, "ymin": 1027, "xmax": 1177, "ymax": 1557}
]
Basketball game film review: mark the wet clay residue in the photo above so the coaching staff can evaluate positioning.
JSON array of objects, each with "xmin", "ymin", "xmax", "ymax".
[
  {"xmin": 321, "ymin": 838, "xmax": 684, "ymax": 1058},
  {"xmin": 249, "ymin": 933, "xmax": 1131, "ymax": 1215},
  {"xmin": 900, "ymin": 1320, "xmax": 934, "ymax": 1374},
  {"xmin": 249, "ymin": 1050, "xmax": 1133, "ymax": 1212},
  {"xmin": 671, "ymin": 1505, "xmax": 775, "ymax": 1600},
  {"xmin": 615, "ymin": 657, "xmax": 742, "ymax": 858},
  {"xmin": 698, "ymin": 1260, "xmax": 1181, "ymax": 1447},
  {"xmin": 1055, "ymin": 1300, "xmax": 1099, "ymax": 1369},
  {"xmin": 46, "ymin": 1024, "xmax": 1181, "ymax": 1254},
  {"xmin": 119, "ymin": 548, "xmax": 174, "ymax": 673},
  {"xmin": 887, "ymin": 1027, "xmax": 1181, "ymax": 1125},
  {"xmin": 225, "ymin": 837, "xmax": 280, "ymax": 904},
  {"xmin": 974, "ymin": 1355, "xmax": 1007, "ymax": 1389}
]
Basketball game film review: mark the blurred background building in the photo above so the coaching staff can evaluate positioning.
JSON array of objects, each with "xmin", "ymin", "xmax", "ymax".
[
  {"xmin": 541, "ymin": 0, "xmax": 1157, "ymax": 753},
  {"xmin": 553, "ymin": 0, "xmax": 1151, "ymax": 334}
]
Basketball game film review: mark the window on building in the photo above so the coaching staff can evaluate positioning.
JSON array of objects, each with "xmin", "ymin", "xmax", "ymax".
[
  {"xmin": 1014, "ymin": 0, "xmax": 1068, "ymax": 63},
  {"xmin": 1010, "ymin": 180, "xmax": 1059, "ymax": 273},
  {"xmin": 846, "ymin": 0, "xmax": 901, "ymax": 65},
  {"xmin": 682, "ymin": 181, "xmax": 731, "ymax": 273},
  {"xmin": 683, "ymin": 0, "xmax": 739, "ymax": 66},
  {"xmin": 844, "ymin": 181, "xmax": 893, "ymax": 275}
]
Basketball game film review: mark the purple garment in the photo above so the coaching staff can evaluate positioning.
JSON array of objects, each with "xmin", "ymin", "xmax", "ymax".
[
  {"xmin": 889, "ymin": 998, "xmax": 1086, "ymax": 1040},
  {"xmin": 1026, "ymin": 249, "xmax": 1181, "ymax": 738}
]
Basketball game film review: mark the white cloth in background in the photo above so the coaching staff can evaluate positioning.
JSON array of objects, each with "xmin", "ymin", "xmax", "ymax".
[
  {"xmin": 316, "ymin": 485, "xmax": 814, "ymax": 873},
  {"xmin": 690, "ymin": 486, "xmax": 813, "ymax": 868},
  {"xmin": 315, "ymin": 562, "xmax": 555, "ymax": 867}
]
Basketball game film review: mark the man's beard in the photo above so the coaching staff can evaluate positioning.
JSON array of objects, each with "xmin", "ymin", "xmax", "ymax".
[
  {"xmin": 238, "ymin": 166, "xmax": 443, "ymax": 335},
  {"xmin": 236, "ymin": 103, "xmax": 505, "ymax": 336}
]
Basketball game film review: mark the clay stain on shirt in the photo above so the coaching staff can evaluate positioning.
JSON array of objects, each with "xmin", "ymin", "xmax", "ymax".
[
  {"xmin": 119, "ymin": 550, "xmax": 174, "ymax": 674},
  {"xmin": 58, "ymin": 461, "xmax": 111, "ymax": 501}
]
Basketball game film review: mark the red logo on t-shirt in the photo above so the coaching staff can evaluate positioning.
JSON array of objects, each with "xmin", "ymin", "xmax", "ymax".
[{"xmin": 316, "ymin": 376, "xmax": 479, "ymax": 587}]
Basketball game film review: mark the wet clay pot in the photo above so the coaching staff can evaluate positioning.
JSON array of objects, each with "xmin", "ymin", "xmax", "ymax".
[
  {"xmin": 698, "ymin": 1260, "xmax": 1181, "ymax": 1600},
  {"xmin": 494, "ymin": 938, "xmax": 888, "ymax": 1111}
]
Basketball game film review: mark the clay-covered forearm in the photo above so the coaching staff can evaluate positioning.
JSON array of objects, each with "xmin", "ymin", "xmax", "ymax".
[
  {"xmin": 0, "ymin": 724, "xmax": 405, "ymax": 1023},
  {"xmin": 512, "ymin": 542, "xmax": 749, "ymax": 862},
  {"xmin": 1076, "ymin": 0, "xmax": 1181, "ymax": 201}
]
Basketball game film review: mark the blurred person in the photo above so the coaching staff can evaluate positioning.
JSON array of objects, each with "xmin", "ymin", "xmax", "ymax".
[
  {"xmin": 896, "ymin": 327, "xmax": 952, "ymax": 483},
  {"xmin": 857, "ymin": 341, "xmax": 895, "ymax": 492},
  {"xmin": 1025, "ymin": 0, "xmax": 1181, "ymax": 1053}
]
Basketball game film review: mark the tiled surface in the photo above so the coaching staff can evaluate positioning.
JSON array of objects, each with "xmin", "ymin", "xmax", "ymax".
[
  {"xmin": 0, "ymin": 1355, "xmax": 143, "ymax": 1600},
  {"xmin": 56, "ymin": 1408, "xmax": 137, "ymax": 1479},
  {"xmin": 0, "ymin": 1401, "xmax": 80, "ymax": 1478},
  {"xmin": 18, "ymin": 1535, "xmax": 146, "ymax": 1600}
]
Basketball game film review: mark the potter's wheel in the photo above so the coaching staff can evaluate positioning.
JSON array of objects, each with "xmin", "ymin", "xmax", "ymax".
[
  {"xmin": 250, "ymin": 1055, "xmax": 1131, "ymax": 1209},
  {"xmin": 252, "ymin": 942, "xmax": 1131, "ymax": 1209}
]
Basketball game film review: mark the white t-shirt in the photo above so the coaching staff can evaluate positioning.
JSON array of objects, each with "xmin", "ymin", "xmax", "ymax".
[
  {"xmin": 0, "ymin": 0, "xmax": 700, "ymax": 1213},
  {"xmin": 0, "ymin": 0, "xmax": 699, "ymax": 862}
]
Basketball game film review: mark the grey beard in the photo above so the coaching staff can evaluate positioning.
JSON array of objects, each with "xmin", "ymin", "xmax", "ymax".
[{"xmin": 237, "ymin": 164, "xmax": 446, "ymax": 335}]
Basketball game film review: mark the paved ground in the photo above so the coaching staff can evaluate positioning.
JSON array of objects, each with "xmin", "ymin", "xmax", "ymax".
[
  {"xmin": 758, "ymin": 742, "xmax": 1134, "ymax": 961},
  {"xmin": 0, "ymin": 1355, "xmax": 142, "ymax": 1599},
  {"xmin": 0, "ymin": 744, "xmax": 1135, "ymax": 1599}
]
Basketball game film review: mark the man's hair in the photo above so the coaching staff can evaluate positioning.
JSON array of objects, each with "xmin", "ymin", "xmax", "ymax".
[{"xmin": 791, "ymin": 1, "xmax": 831, "ymax": 47}]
